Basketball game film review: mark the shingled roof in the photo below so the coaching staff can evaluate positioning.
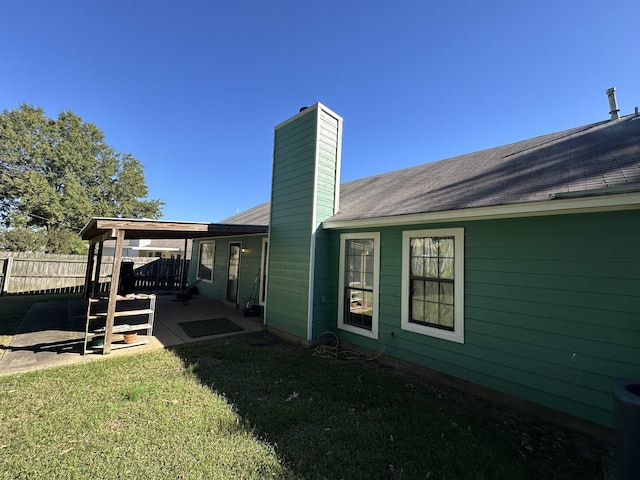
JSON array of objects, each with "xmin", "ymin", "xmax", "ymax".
[{"xmin": 223, "ymin": 115, "xmax": 640, "ymax": 226}]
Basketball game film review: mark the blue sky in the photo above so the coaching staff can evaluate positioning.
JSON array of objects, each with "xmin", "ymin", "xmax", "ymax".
[{"xmin": 2, "ymin": 1, "xmax": 639, "ymax": 224}]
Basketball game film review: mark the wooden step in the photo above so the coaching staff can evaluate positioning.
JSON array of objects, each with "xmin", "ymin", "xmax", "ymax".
[
  {"xmin": 88, "ymin": 323, "xmax": 153, "ymax": 335},
  {"xmin": 88, "ymin": 308, "xmax": 154, "ymax": 319}
]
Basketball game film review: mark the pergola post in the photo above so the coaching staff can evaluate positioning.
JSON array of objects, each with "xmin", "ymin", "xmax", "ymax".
[
  {"xmin": 102, "ymin": 229, "xmax": 125, "ymax": 354},
  {"xmin": 93, "ymin": 241, "xmax": 104, "ymax": 298},
  {"xmin": 83, "ymin": 243, "xmax": 96, "ymax": 300}
]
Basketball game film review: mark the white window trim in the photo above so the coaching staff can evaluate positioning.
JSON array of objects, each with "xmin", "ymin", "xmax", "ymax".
[
  {"xmin": 196, "ymin": 240, "xmax": 215, "ymax": 283},
  {"xmin": 337, "ymin": 232, "xmax": 380, "ymax": 340},
  {"xmin": 401, "ymin": 228, "xmax": 464, "ymax": 343}
]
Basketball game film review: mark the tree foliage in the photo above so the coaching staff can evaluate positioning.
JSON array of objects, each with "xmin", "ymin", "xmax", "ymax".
[
  {"xmin": 0, "ymin": 227, "xmax": 46, "ymax": 253},
  {"xmin": 0, "ymin": 104, "xmax": 163, "ymax": 252}
]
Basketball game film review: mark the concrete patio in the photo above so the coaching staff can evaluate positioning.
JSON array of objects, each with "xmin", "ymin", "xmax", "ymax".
[{"xmin": 0, "ymin": 294, "xmax": 264, "ymax": 376}]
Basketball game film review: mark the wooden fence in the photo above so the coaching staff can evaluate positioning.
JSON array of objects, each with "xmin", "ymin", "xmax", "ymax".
[{"xmin": 0, "ymin": 252, "xmax": 189, "ymax": 295}]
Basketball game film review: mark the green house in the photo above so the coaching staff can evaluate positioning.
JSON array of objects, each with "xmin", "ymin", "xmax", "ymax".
[{"xmin": 190, "ymin": 101, "xmax": 640, "ymax": 434}]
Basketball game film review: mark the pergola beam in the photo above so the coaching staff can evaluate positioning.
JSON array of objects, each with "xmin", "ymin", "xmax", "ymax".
[{"xmin": 88, "ymin": 228, "xmax": 116, "ymax": 245}]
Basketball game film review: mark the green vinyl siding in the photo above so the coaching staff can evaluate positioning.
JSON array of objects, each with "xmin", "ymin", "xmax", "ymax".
[
  {"xmin": 267, "ymin": 105, "xmax": 342, "ymax": 339},
  {"xmin": 189, "ymin": 235, "xmax": 266, "ymax": 306},
  {"xmin": 311, "ymin": 228, "xmax": 340, "ymax": 340},
  {"xmin": 311, "ymin": 111, "xmax": 341, "ymax": 338},
  {"xmin": 266, "ymin": 109, "xmax": 317, "ymax": 338},
  {"xmin": 334, "ymin": 210, "xmax": 640, "ymax": 427},
  {"xmin": 314, "ymin": 111, "xmax": 339, "ymax": 227}
]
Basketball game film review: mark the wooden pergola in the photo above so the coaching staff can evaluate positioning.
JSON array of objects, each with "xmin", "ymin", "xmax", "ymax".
[{"xmin": 80, "ymin": 217, "xmax": 268, "ymax": 353}]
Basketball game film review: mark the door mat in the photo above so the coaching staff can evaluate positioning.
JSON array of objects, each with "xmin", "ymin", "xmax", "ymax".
[{"xmin": 178, "ymin": 318, "xmax": 243, "ymax": 338}]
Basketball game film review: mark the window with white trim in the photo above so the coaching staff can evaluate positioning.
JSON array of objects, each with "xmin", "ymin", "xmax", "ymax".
[
  {"xmin": 401, "ymin": 228, "xmax": 464, "ymax": 343},
  {"xmin": 338, "ymin": 233, "xmax": 380, "ymax": 340},
  {"xmin": 197, "ymin": 241, "xmax": 215, "ymax": 282}
]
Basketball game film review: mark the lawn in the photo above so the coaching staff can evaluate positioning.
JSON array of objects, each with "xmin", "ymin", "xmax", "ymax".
[{"xmin": 0, "ymin": 296, "xmax": 612, "ymax": 479}]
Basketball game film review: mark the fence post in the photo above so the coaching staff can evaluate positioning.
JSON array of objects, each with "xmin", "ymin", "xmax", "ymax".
[{"xmin": 1, "ymin": 257, "xmax": 13, "ymax": 296}]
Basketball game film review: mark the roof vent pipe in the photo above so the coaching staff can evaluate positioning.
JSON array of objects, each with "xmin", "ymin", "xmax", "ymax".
[{"xmin": 606, "ymin": 87, "xmax": 620, "ymax": 120}]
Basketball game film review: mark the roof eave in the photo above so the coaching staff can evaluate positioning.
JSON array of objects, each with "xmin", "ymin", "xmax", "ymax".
[
  {"xmin": 322, "ymin": 192, "xmax": 640, "ymax": 230},
  {"xmin": 80, "ymin": 217, "xmax": 268, "ymax": 242}
]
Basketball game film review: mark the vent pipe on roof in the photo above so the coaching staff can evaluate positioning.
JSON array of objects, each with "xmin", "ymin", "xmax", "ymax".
[{"xmin": 606, "ymin": 87, "xmax": 620, "ymax": 120}]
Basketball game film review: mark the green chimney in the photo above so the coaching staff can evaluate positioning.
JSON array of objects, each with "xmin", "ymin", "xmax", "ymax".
[{"xmin": 265, "ymin": 103, "xmax": 343, "ymax": 341}]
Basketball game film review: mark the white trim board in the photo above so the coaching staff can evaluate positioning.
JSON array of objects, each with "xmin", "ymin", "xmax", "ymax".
[{"xmin": 323, "ymin": 192, "xmax": 640, "ymax": 230}]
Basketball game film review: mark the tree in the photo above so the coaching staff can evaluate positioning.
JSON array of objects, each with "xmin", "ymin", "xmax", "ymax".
[
  {"xmin": 0, "ymin": 104, "xmax": 163, "ymax": 252},
  {"xmin": 44, "ymin": 228, "xmax": 89, "ymax": 255},
  {"xmin": 0, "ymin": 227, "xmax": 46, "ymax": 252}
]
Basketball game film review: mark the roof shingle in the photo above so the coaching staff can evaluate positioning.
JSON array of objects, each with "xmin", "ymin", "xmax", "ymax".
[{"xmin": 222, "ymin": 115, "xmax": 640, "ymax": 225}]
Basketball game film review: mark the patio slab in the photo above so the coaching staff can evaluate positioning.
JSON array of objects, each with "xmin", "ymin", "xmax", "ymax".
[{"xmin": 0, "ymin": 294, "xmax": 264, "ymax": 376}]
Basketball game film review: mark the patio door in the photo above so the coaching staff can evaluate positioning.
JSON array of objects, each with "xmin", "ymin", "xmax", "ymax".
[{"xmin": 226, "ymin": 243, "xmax": 241, "ymax": 304}]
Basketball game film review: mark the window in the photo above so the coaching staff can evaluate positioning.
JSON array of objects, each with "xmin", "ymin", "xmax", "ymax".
[
  {"xmin": 401, "ymin": 228, "xmax": 464, "ymax": 343},
  {"xmin": 197, "ymin": 241, "xmax": 215, "ymax": 282},
  {"xmin": 338, "ymin": 233, "xmax": 380, "ymax": 339}
]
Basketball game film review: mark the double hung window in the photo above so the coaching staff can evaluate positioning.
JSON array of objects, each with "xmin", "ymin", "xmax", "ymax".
[{"xmin": 401, "ymin": 228, "xmax": 464, "ymax": 343}]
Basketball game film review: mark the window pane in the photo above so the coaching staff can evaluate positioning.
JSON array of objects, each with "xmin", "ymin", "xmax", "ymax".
[
  {"xmin": 363, "ymin": 291, "xmax": 373, "ymax": 310},
  {"xmin": 411, "ymin": 257, "xmax": 424, "ymax": 277},
  {"xmin": 440, "ymin": 282, "xmax": 454, "ymax": 306},
  {"xmin": 364, "ymin": 272, "xmax": 373, "ymax": 289},
  {"xmin": 425, "ymin": 258, "xmax": 437, "ymax": 277},
  {"xmin": 365, "ymin": 255, "xmax": 374, "ymax": 275},
  {"xmin": 426, "ymin": 281, "xmax": 438, "ymax": 302},
  {"xmin": 349, "ymin": 289, "xmax": 363, "ymax": 307},
  {"xmin": 439, "ymin": 238, "xmax": 454, "ymax": 257},
  {"xmin": 412, "ymin": 280, "xmax": 425, "ymax": 301},
  {"xmin": 425, "ymin": 301, "xmax": 439, "ymax": 324},
  {"xmin": 411, "ymin": 238, "xmax": 424, "ymax": 256},
  {"xmin": 425, "ymin": 237, "xmax": 438, "ymax": 257},
  {"xmin": 440, "ymin": 304, "xmax": 454, "ymax": 329},
  {"xmin": 440, "ymin": 257, "xmax": 454, "ymax": 279},
  {"xmin": 411, "ymin": 298, "xmax": 425, "ymax": 323},
  {"xmin": 345, "ymin": 288, "xmax": 372, "ymax": 329}
]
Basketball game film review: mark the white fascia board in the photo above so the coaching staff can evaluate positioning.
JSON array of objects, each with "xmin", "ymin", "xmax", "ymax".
[{"xmin": 322, "ymin": 193, "xmax": 640, "ymax": 230}]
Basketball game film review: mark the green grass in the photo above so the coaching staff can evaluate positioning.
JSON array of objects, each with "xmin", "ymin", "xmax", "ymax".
[
  {"xmin": 0, "ymin": 328, "xmax": 611, "ymax": 480},
  {"xmin": 0, "ymin": 348, "xmax": 288, "ymax": 479},
  {"xmin": 172, "ymin": 336, "xmax": 611, "ymax": 480}
]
